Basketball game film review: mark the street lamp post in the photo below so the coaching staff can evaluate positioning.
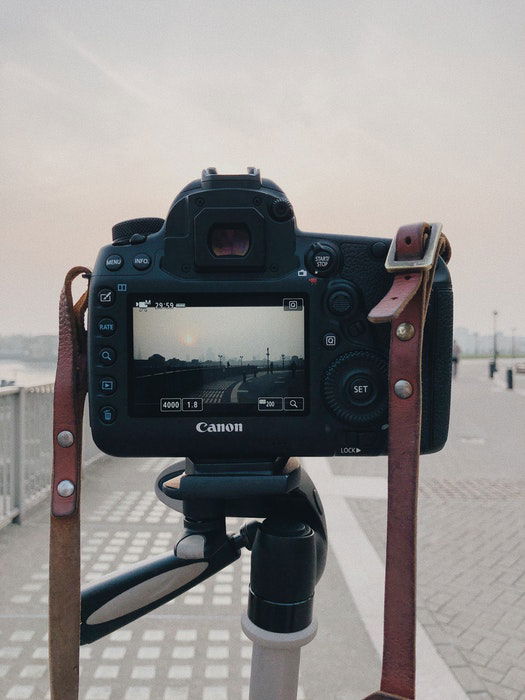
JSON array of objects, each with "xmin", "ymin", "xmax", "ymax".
[
  {"xmin": 266, "ymin": 347, "xmax": 270, "ymax": 373},
  {"xmin": 493, "ymin": 311, "xmax": 498, "ymax": 368},
  {"xmin": 218, "ymin": 354, "xmax": 223, "ymax": 368},
  {"xmin": 512, "ymin": 328, "xmax": 516, "ymax": 358},
  {"xmin": 240, "ymin": 355, "xmax": 243, "ymax": 367},
  {"xmin": 281, "ymin": 354, "xmax": 285, "ymax": 369},
  {"xmin": 489, "ymin": 311, "xmax": 498, "ymax": 378}
]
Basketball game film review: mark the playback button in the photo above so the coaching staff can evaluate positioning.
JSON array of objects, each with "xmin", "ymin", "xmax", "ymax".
[{"xmin": 99, "ymin": 377, "xmax": 116, "ymax": 395}]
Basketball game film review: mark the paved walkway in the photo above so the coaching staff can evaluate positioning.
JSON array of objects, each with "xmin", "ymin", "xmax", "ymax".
[{"xmin": 0, "ymin": 359, "xmax": 523, "ymax": 699}]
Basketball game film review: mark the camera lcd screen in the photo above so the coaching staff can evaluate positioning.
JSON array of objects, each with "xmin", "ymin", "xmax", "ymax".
[{"xmin": 129, "ymin": 294, "xmax": 307, "ymax": 417}]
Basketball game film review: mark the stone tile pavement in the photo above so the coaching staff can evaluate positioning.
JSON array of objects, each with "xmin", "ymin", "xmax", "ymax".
[{"xmin": 1, "ymin": 358, "xmax": 523, "ymax": 699}]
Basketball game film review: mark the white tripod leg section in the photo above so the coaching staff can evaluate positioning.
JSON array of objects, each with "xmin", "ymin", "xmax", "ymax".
[{"xmin": 242, "ymin": 613, "xmax": 318, "ymax": 700}]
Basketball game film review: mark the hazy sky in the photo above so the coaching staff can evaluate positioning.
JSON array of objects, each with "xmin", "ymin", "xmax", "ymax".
[
  {"xmin": 133, "ymin": 305, "xmax": 305, "ymax": 361},
  {"xmin": 1, "ymin": 1, "xmax": 524, "ymax": 337}
]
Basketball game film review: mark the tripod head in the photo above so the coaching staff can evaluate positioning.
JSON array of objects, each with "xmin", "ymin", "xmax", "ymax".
[{"xmin": 80, "ymin": 457, "xmax": 327, "ymax": 644}]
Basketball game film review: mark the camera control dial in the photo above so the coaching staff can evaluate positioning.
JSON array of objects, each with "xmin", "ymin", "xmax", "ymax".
[{"xmin": 322, "ymin": 351, "xmax": 388, "ymax": 427}]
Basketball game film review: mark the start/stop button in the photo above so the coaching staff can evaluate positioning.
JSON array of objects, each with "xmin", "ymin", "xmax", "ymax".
[{"xmin": 305, "ymin": 242, "xmax": 340, "ymax": 277}]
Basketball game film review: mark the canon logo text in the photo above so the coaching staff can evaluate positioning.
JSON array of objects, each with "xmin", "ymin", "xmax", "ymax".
[{"xmin": 196, "ymin": 422, "xmax": 243, "ymax": 433}]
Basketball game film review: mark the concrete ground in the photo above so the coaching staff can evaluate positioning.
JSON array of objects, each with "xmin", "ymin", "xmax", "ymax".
[{"xmin": 0, "ymin": 359, "xmax": 523, "ymax": 699}]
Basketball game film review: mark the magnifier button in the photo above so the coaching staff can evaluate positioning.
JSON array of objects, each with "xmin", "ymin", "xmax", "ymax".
[
  {"xmin": 285, "ymin": 397, "xmax": 304, "ymax": 411},
  {"xmin": 99, "ymin": 347, "xmax": 116, "ymax": 366}
]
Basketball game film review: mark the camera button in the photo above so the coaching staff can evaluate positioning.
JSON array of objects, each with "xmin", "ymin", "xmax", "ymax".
[
  {"xmin": 97, "ymin": 318, "xmax": 116, "ymax": 336},
  {"xmin": 130, "ymin": 233, "xmax": 147, "ymax": 244},
  {"xmin": 99, "ymin": 405, "xmax": 116, "ymax": 424},
  {"xmin": 98, "ymin": 347, "xmax": 116, "ymax": 366},
  {"xmin": 323, "ymin": 332, "xmax": 339, "ymax": 349},
  {"xmin": 97, "ymin": 288, "xmax": 115, "ymax": 306},
  {"xmin": 99, "ymin": 377, "xmax": 117, "ymax": 395},
  {"xmin": 133, "ymin": 253, "xmax": 151, "ymax": 270},
  {"xmin": 105, "ymin": 254, "xmax": 123, "ymax": 271}
]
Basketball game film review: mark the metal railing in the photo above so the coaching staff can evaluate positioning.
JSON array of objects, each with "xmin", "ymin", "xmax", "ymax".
[{"xmin": 0, "ymin": 384, "xmax": 100, "ymax": 529}]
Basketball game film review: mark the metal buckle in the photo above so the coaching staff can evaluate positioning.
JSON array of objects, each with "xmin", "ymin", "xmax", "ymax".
[{"xmin": 385, "ymin": 222, "xmax": 443, "ymax": 272}]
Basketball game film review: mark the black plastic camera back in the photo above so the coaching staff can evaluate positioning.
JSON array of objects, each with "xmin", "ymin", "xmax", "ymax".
[{"xmin": 87, "ymin": 167, "xmax": 453, "ymax": 459}]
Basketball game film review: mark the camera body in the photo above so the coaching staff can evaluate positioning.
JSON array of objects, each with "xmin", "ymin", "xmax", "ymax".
[{"xmin": 87, "ymin": 168, "xmax": 453, "ymax": 459}]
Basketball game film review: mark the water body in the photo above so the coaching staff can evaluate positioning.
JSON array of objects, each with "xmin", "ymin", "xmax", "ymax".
[{"xmin": 0, "ymin": 359, "xmax": 56, "ymax": 387}]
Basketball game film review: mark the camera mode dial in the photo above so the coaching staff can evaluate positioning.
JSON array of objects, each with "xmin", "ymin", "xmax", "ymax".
[
  {"xmin": 111, "ymin": 218, "xmax": 164, "ymax": 244},
  {"xmin": 305, "ymin": 241, "xmax": 340, "ymax": 277},
  {"xmin": 323, "ymin": 350, "xmax": 388, "ymax": 427}
]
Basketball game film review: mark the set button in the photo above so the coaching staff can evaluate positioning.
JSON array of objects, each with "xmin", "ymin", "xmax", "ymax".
[
  {"xmin": 98, "ymin": 347, "xmax": 116, "ymax": 366},
  {"xmin": 99, "ymin": 406, "xmax": 116, "ymax": 424},
  {"xmin": 346, "ymin": 375, "xmax": 376, "ymax": 405},
  {"xmin": 105, "ymin": 254, "xmax": 123, "ymax": 271},
  {"xmin": 133, "ymin": 253, "xmax": 151, "ymax": 270},
  {"xmin": 97, "ymin": 318, "xmax": 116, "ymax": 336}
]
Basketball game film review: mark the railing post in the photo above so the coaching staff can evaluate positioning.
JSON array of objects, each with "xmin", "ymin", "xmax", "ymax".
[{"xmin": 12, "ymin": 387, "xmax": 26, "ymax": 524}]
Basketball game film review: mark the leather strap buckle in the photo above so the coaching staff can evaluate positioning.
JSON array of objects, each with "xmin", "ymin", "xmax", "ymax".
[{"xmin": 385, "ymin": 222, "xmax": 442, "ymax": 272}]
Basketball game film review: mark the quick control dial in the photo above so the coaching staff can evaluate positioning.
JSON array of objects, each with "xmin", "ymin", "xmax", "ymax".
[{"xmin": 323, "ymin": 350, "xmax": 388, "ymax": 427}]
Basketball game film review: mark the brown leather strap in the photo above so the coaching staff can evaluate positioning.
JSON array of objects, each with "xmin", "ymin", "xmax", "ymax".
[
  {"xmin": 366, "ymin": 224, "xmax": 450, "ymax": 699},
  {"xmin": 49, "ymin": 267, "xmax": 90, "ymax": 700}
]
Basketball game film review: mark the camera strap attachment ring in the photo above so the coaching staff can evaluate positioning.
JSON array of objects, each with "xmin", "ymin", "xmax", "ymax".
[{"xmin": 366, "ymin": 223, "xmax": 450, "ymax": 700}]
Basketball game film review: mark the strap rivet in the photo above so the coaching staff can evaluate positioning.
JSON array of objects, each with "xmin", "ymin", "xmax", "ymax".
[
  {"xmin": 394, "ymin": 379, "xmax": 413, "ymax": 398},
  {"xmin": 57, "ymin": 430, "xmax": 74, "ymax": 447},
  {"xmin": 57, "ymin": 479, "xmax": 75, "ymax": 497},
  {"xmin": 396, "ymin": 322, "xmax": 415, "ymax": 341}
]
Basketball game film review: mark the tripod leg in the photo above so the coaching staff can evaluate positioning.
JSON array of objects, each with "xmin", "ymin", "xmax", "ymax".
[
  {"xmin": 242, "ymin": 516, "xmax": 323, "ymax": 700},
  {"xmin": 242, "ymin": 614, "xmax": 317, "ymax": 700}
]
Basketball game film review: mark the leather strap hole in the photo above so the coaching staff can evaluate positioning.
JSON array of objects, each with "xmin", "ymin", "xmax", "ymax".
[
  {"xmin": 405, "ymin": 236, "xmax": 412, "ymax": 245},
  {"xmin": 391, "ymin": 296, "xmax": 398, "ymax": 300},
  {"xmin": 404, "ymin": 275, "xmax": 411, "ymax": 280}
]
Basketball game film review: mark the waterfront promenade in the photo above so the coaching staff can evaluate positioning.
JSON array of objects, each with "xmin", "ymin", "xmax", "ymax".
[{"xmin": 0, "ymin": 359, "xmax": 523, "ymax": 699}]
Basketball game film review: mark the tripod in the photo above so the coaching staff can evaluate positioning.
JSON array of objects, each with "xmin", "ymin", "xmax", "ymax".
[{"xmin": 80, "ymin": 457, "xmax": 327, "ymax": 700}]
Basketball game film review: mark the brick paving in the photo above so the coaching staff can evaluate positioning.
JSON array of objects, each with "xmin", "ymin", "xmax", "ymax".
[
  {"xmin": 0, "ymin": 455, "xmax": 377, "ymax": 699},
  {"xmin": 1, "ymin": 358, "xmax": 523, "ymax": 699},
  {"xmin": 338, "ymin": 359, "xmax": 525, "ymax": 699}
]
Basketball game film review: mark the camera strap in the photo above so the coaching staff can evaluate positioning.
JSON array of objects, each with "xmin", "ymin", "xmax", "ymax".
[
  {"xmin": 49, "ymin": 266, "xmax": 91, "ymax": 700},
  {"xmin": 48, "ymin": 224, "xmax": 449, "ymax": 700},
  {"xmin": 365, "ymin": 223, "xmax": 451, "ymax": 700}
]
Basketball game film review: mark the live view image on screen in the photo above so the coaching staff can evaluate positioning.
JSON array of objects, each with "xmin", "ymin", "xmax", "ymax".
[{"xmin": 130, "ymin": 295, "xmax": 307, "ymax": 416}]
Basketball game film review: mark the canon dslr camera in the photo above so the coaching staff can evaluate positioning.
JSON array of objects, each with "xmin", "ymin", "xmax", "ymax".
[{"xmin": 88, "ymin": 167, "xmax": 452, "ymax": 458}]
